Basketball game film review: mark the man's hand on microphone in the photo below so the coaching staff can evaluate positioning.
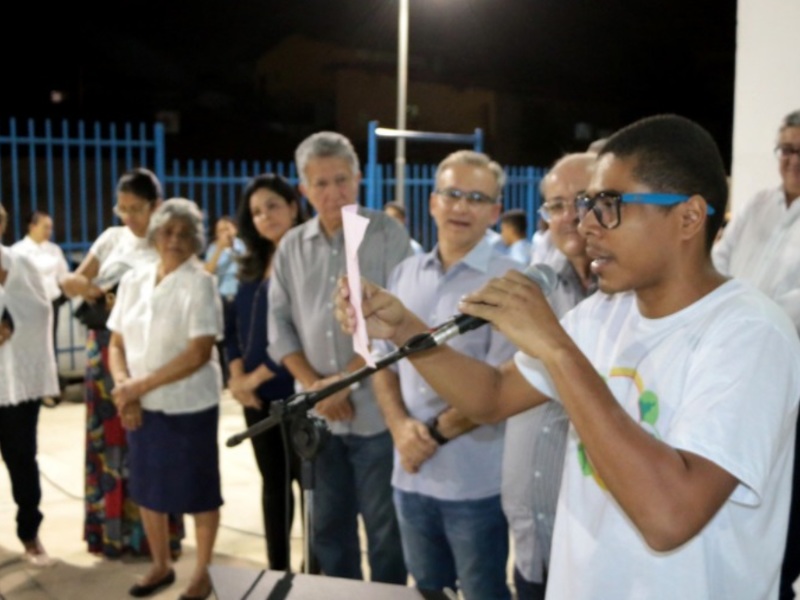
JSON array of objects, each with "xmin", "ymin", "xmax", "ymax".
[
  {"xmin": 458, "ymin": 269, "xmax": 568, "ymax": 359},
  {"xmin": 335, "ymin": 276, "xmax": 428, "ymax": 346}
]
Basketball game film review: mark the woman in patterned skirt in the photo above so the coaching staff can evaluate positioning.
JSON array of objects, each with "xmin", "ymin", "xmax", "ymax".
[{"xmin": 61, "ymin": 168, "xmax": 183, "ymax": 558}]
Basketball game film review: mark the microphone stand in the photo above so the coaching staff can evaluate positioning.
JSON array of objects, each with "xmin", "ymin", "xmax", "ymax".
[{"xmin": 225, "ymin": 330, "xmax": 438, "ymax": 577}]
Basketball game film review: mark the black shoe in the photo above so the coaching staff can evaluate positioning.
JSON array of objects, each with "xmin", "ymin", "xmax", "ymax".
[{"xmin": 129, "ymin": 569, "xmax": 176, "ymax": 597}]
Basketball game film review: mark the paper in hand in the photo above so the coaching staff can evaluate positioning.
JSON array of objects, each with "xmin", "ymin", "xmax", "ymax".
[{"xmin": 341, "ymin": 205, "xmax": 376, "ymax": 368}]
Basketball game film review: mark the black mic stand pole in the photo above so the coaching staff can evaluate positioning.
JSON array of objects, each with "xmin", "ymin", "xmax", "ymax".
[{"xmin": 225, "ymin": 330, "xmax": 440, "ymax": 577}]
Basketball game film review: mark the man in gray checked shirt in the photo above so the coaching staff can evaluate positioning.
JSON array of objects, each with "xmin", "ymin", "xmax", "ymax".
[
  {"xmin": 268, "ymin": 131, "xmax": 411, "ymax": 583},
  {"xmin": 503, "ymin": 152, "xmax": 597, "ymax": 599}
]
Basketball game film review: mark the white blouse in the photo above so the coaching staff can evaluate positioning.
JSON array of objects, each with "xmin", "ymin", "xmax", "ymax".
[
  {"xmin": 89, "ymin": 226, "xmax": 158, "ymax": 288},
  {"xmin": 0, "ymin": 246, "xmax": 59, "ymax": 406},
  {"xmin": 107, "ymin": 257, "xmax": 223, "ymax": 415},
  {"xmin": 11, "ymin": 236, "xmax": 70, "ymax": 301}
]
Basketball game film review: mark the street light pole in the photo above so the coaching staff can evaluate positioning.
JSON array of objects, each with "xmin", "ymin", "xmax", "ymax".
[{"xmin": 395, "ymin": 0, "xmax": 409, "ymax": 207}]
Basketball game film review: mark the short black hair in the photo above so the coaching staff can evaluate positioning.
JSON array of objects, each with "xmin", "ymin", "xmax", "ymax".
[
  {"xmin": 26, "ymin": 210, "xmax": 51, "ymax": 226},
  {"xmin": 116, "ymin": 167, "xmax": 162, "ymax": 204},
  {"xmin": 500, "ymin": 209, "xmax": 527, "ymax": 237},
  {"xmin": 600, "ymin": 114, "xmax": 728, "ymax": 251}
]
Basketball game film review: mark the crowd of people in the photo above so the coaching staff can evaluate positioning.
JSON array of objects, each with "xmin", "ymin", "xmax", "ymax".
[{"xmin": 0, "ymin": 109, "xmax": 798, "ymax": 600}]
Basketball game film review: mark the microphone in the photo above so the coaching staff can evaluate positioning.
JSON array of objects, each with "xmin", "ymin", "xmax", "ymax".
[{"xmin": 425, "ymin": 263, "xmax": 558, "ymax": 348}]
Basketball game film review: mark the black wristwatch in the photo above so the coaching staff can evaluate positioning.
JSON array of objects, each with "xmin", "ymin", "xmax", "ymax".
[{"xmin": 426, "ymin": 415, "xmax": 450, "ymax": 445}]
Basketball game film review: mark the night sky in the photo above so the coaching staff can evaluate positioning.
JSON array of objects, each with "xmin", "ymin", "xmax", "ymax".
[{"xmin": 3, "ymin": 0, "xmax": 737, "ymax": 167}]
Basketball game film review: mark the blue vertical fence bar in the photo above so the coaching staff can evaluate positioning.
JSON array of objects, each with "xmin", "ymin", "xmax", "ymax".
[
  {"xmin": 9, "ymin": 118, "xmax": 21, "ymax": 241},
  {"xmin": 153, "ymin": 123, "xmax": 166, "ymax": 185},
  {"xmin": 78, "ymin": 121, "xmax": 89, "ymax": 249},
  {"xmin": 109, "ymin": 124, "xmax": 119, "ymax": 230},
  {"xmin": 61, "ymin": 120, "xmax": 73, "ymax": 251},
  {"xmin": 27, "ymin": 119, "xmax": 37, "ymax": 214},
  {"xmin": 94, "ymin": 122, "xmax": 104, "ymax": 239},
  {"xmin": 45, "ymin": 120, "xmax": 55, "ymax": 218}
]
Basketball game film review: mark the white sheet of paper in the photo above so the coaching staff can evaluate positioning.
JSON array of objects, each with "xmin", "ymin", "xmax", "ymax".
[{"xmin": 341, "ymin": 205, "xmax": 376, "ymax": 368}]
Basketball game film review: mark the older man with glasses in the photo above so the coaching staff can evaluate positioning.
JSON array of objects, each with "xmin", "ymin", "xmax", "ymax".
[
  {"xmin": 502, "ymin": 152, "xmax": 598, "ymax": 600},
  {"xmin": 712, "ymin": 109, "xmax": 800, "ymax": 600}
]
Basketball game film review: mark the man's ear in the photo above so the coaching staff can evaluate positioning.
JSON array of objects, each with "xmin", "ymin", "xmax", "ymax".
[{"xmin": 679, "ymin": 195, "xmax": 709, "ymax": 241}]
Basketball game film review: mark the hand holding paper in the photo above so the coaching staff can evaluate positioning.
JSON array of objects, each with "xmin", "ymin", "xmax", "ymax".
[{"xmin": 341, "ymin": 205, "xmax": 376, "ymax": 368}]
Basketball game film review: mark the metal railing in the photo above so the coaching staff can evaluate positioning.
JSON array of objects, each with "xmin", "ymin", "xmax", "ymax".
[{"xmin": 1, "ymin": 116, "xmax": 547, "ymax": 375}]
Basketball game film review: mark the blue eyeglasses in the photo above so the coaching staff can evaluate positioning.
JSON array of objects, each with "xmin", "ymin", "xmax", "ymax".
[{"xmin": 575, "ymin": 191, "xmax": 715, "ymax": 230}]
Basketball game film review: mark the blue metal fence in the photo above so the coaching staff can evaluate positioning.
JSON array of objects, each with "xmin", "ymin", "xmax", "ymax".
[{"xmin": 0, "ymin": 116, "xmax": 547, "ymax": 373}]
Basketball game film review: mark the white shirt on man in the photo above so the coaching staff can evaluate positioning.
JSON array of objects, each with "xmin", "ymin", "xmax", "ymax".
[
  {"xmin": 713, "ymin": 186, "xmax": 800, "ymax": 331},
  {"xmin": 107, "ymin": 257, "xmax": 222, "ymax": 415},
  {"xmin": 515, "ymin": 280, "xmax": 800, "ymax": 600},
  {"xmin": 11, "ymin": 236, "xmax": 69, "ymax": 301},
  {"xmin": 0, "ymin": 247, "xmax": 59, "ymax": 406}
]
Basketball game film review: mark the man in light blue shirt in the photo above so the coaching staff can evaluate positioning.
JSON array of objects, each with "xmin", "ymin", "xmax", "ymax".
[
  {"xmin": 373, "ymin": 150, "xmax": 519, "ymax": 599},
  {"xmin": 499, "ymin": 208, "xmax": 532, "ymax": 265}
]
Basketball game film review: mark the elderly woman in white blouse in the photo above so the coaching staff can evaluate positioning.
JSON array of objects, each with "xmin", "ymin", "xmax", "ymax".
[
  {"xmin": 0, "ymin": 203, "xmax": 60, "ymax": 566},
  {"xmin": 108, "ymin": 198, "xmax": 223, "ymax": 600}
]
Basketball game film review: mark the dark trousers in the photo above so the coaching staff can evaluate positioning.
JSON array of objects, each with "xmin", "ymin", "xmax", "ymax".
[
  {"xmin": 0, "ymin": 400, "xmax": 43, "ymax": 542},
  {"xmin": 780, "ymin": 416, "xmax": 800, "ymax": 599},
  {"xmin": 217, "ymin": 296, "xmax": 235, "ymax": 388},
  {"xmin": 245, "ymin": 406, "xmax": 302, "ymax": 570},
  {"xmin": 52, "ymin": 296, "xmax": 67, "ymax": 391},
  {"xmin": 514, "ymin": 567, "xmax": 546, "ymax": 600}
]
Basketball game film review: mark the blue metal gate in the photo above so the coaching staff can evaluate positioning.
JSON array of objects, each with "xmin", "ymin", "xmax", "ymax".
[{"xmin": 0, "ymin": 116, "xmax": 547, "ymax": 374}]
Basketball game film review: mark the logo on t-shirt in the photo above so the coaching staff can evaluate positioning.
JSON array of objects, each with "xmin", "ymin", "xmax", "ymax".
[{"xmin": 577, "ymin": 367, "xmax": 661, "ymax": 489}]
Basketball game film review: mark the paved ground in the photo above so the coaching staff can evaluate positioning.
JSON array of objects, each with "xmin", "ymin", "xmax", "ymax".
[{"xmin": 0, "ymin": 389, "xmax": 307, "ymax": 599}]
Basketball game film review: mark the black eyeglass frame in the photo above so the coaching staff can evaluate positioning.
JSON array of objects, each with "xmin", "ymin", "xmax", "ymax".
[
  {"xmin": 575, "ymin": 191, "xmax": 714, "ymax": 230},
  {"xmin": 775, "ymin": 145, "xmax": 800, "ymax": 159}
]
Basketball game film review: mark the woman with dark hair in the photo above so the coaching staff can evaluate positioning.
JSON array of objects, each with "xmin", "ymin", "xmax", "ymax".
[
  {"xmin": 60, "ymin": 167, "xmax": 183, "ymax": 558},
  {"xmin": 226, "ymin": 173, "xmax": 305, "ymax": 570}
]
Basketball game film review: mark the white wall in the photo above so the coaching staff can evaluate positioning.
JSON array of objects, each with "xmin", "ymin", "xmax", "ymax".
[{"xmin": 730, "ymin": 0, "xmax": 800, "ymax": 214}]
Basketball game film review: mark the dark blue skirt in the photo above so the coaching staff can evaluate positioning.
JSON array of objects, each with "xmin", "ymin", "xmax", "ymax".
[{"xmin": 127, "ymin": 406, "xmax": 223, "ymax": 514}]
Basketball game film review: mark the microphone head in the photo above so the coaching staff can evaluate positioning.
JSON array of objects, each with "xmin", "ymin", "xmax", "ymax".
[{"xmin": 523, "ymin": 263, "xmax": 558, "ymax": 296}]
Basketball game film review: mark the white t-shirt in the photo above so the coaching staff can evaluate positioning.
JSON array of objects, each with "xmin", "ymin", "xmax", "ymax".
[
  {"xmin": 515, "ymin": 280, "xmax": 800, "ymax": 600},
  {"xmin": 107, "ymin": 257, "xmax": 223, "ymax": 415},
  {"xmin": 712, "ymin": 187, "xmax": 800, "ymax": 332},
  {"xmin": 0, "ymin": 246, "xmax": 59, "ymax": 405},
  {"xmin": 11, "ymin": 236, "xmax": 70, "ymax": 301},
  {"xmin": 89, "ymin": 226, "xmax": 157, "ymax": 288}
]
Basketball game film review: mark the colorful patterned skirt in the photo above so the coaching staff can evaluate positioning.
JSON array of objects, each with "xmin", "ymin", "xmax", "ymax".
[{"xmin": 83, "ymin": 329, "xmax": 184, "ymax": 558}]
